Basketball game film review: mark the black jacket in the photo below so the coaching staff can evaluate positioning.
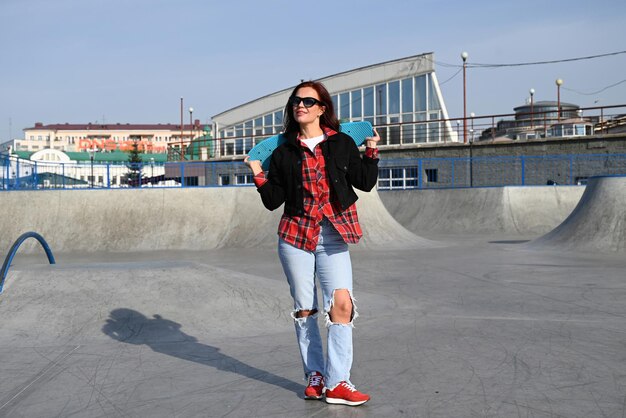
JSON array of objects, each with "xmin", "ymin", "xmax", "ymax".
[{"xmin": 257, "ymin": 130, "xmax": 379, "ymax": 215}]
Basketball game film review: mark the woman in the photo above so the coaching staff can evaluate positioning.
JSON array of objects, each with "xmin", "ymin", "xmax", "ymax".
[{"xmin": 244, "ymin": 80, "xmax": 379, "ymax": 406}]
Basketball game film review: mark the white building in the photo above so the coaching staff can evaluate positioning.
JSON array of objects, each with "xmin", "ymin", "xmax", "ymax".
[{"xmin": 211, "ymin": 52, "xmax": 457, "ymax": 159}]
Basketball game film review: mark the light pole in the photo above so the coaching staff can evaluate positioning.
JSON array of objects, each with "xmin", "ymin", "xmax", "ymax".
[
  {"xmin": 556, "ymin": 79, "xmax": 563, "ymax": 121},
  {"xmin": 470, "ymin": 112, "xmax": 475, "ymax": 141},
  {"xmin": 180, "ymin": 97, "xmax": 185, "ymax": 161},
  {"xmin": 529, "ymin": 88, "xmax": 535, "ymax": 128},
  {"xmin": 461, "ymin": 52, "xmax": 469, "ymax": 144},
  {"xmin": 88, "ymin": 147, "xmax": 97, "ymax": 188},
  {"xmin": 469, "ymin": 128, "xmax": 474, "ymax": 187},
  {"xmin": 189, "ymin": 107, "xmax": 194, "ymax": 160}
]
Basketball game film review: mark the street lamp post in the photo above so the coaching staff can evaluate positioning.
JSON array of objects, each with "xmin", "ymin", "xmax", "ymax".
[
  {"xmin": 189, "ymin": 107, "xmax": 194, "ymax": 160},
  {"xmin": 180, "ymin": 97, "xmax": 184, "ymax": 161},
  {"xmin": 556, "ymin": 79, "xmax": 563, "ymax": 121},
  {"xmin": 529, "ymin": 88, "xmax": 535, "ymax": 128},
  {"xmin": 461, "ymin": 52, "xmax": 469, "ymax": 144},
  {"xmin": 469, "ymin": 128, "xmax": 474, "ymax": 187},
  {"xmin": 88, "ymin": 147, "xmax": 97, "ymax": 188}
]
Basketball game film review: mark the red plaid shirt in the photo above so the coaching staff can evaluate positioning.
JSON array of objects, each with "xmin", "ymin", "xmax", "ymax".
[{"xmin": 254, "ymin": 128, "xmax": 379, "ymax": 251}]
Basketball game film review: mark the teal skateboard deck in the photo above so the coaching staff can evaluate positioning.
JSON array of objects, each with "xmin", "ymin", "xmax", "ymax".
[{"xmin": 248, "ymin": 121, "xmax": 373, "ymax": 171}]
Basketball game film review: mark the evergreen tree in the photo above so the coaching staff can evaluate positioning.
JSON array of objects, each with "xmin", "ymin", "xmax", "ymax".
[{"xmin": 126, "ymin": 140, "xmax": 143, "ymax": 187}]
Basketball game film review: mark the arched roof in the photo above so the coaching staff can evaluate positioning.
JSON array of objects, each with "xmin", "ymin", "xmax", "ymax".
[
  {"xmin": 30, "ymin": 148, "xmax": 72, "ymax": 162},
  {"xmin": 212, "ymin": 52, "xmax": 436, "ymax": 129}
]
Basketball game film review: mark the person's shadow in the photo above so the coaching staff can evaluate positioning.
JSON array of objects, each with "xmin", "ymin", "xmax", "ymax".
[{"xmin": 102, "ymin": 308, "xmax": 301, "ymax": 396}]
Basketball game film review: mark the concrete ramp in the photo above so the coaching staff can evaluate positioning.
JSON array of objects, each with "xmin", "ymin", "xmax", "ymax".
[
  {"xmin": 0, "ymin": 187, "xmax": 434, "ymax": 254},
  {"xmin": 353, "ymin": 189, "xmax": 440, "ymax": 249},
  {"xmin": 380, "ymin": 186, "xmax": 584, "ymax": 237},
  {"xmin": 529, "ymin": 176, "xmax": 626, "ymax": 252}
]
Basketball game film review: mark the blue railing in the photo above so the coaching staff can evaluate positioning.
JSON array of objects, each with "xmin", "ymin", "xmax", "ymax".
[
  {"xmin": 377, "ymin": 153, "xmax": 626, "ymax": 189},
  {"xmin": 2, "ymin": 152, "xmax": 626, "ymax": 191},
  {"xmin": 1, "ymin": 232, "xmax": 56, "ymax": 294}
]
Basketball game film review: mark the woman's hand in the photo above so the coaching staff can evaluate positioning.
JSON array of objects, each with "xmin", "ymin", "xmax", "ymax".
[
  {"xmin": 365, "ymin": 128, "xmax": 380, "ymax": 148},
  {"xmin": 244, "ymin": 156, "xmax": 263, "ymax": 176}
]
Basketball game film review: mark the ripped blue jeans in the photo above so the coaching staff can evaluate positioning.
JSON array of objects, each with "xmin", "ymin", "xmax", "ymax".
[{"xmin": 278, "ymin": 219, "xmax": 358, "ymax": 389}]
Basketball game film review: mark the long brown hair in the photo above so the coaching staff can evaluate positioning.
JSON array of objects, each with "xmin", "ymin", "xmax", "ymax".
[{"xmin": 283, "ymin": 81, "xmax": 340, "ymax": 134}]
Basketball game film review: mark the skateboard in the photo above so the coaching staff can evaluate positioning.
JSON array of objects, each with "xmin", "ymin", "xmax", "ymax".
[{"xmin": 247, "ymin": 121, "xmax": 373, "ymax": 171}]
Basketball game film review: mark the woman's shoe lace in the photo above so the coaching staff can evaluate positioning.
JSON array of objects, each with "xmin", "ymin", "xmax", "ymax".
[
  {"xmin": 309, "ymin": 374, "xmax": 323, "ymax": 386},
  {"xmin": 340, "ymin": 381, "xmax": 357, "ymax": 392}
]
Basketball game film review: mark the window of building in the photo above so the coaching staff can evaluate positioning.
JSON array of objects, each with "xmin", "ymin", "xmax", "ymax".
[
  {"xmin": 402, "ymin": 78, "xmax": 413, "ymax": 113},
  {"xmin": 388, "ymin": 80, "xmax": 400, "ymax": 115},
  {"xmin": 415, "ymin": 75, "xmax": 427, "ymax": 112},
  {"xmin": 378, "ymin": 169, "xmax": 391, "ymax": 189},
  {"xmin": 219, "ymin": 174, "xmax": 230, "ymax": 186},
  {"xmin": 363, "ymin": 87, "xmax": 374, "ymax": 117},
  {"xmin": 405, "ymin": 167, "xmax": 419, "ymax": 188},
  {"xmin": 244, "ymin": 121, "xmax": 253, "ymax": 153},
  {"xmin": 428, "ymin": 73, "xmax": 439, "ymax": 111},
  {"xmin": 402, "ymin": 114, "xmax": 414, "ymax": 143},
  {"xmin": 425, "ymin": 168, "xmax": 438, "ymax": 183},
  {"xmin": 186, "ymin": 177, "xmax": 199, "ymax": 186},
  {"xmin": 254, "ymin": 117, "xmax": 263, "ymax": 137},
  {"xmin": 351, "ymin": 90, "xmax": 362, "ymax": 119},
  {"xmin": 375, "ymin": 84, "xmax": 386, "ymax": 116},
  {"xmin": 264, "ymin": 114, "xmax": 273, "ymax": 135},
  {"xmin": 274, "ymin": 110, "xmax": 283, "ymax": 127},
  {"xmin": 378, "ymin": 167, "xmax": 419, "ymax": 190},
  {"xmin": 236, "ymin": 174, "xmax": 254, "ymax": 185},
  {"xmin": 389, "ymin": 116, "xmax": 401, "ymax": 145},
  {"xmin": 340, "ymin": 92, "xmax": 350, "ymax": 120},
  {"xmin": 428, "ymin": 118, "xmax": 441, "ymax": 142}
]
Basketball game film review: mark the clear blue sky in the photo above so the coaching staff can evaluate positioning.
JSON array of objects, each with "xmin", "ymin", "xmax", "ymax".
[{"xmin": 1, "ymin": 0, "xmax": 625, "ymax": 140}]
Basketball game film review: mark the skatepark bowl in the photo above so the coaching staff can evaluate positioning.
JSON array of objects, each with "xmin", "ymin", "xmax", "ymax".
[{"xmin": 1, "ymin": 175, "xmax": 625, "ymax": 417}]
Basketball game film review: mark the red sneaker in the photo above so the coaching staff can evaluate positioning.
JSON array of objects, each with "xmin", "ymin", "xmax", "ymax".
[
  {"xmin": 325, "ymin": 381, "xmax": 370, "ymax": 406},
  {"xmin": 304, "ymin": 371, "xmax": 325, "ymax": 400}
]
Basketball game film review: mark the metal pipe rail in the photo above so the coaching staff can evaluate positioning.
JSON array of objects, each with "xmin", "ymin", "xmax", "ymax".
[{"xmin": 0, "ymin": 232, "xmax": 56, "ymax": 294}]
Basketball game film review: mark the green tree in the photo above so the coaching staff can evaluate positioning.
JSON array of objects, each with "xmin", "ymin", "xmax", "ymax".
[{"xmin": 126, "ymin": 140, "xmax": 143, "ymax": 187}]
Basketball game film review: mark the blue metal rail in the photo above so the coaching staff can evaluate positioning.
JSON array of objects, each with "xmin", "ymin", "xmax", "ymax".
[{"xmin": 1, "ymin": 232, "xmax": 56, "ymax": 294}]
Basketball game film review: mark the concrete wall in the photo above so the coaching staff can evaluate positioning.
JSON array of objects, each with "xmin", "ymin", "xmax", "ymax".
[
  {"xmin": 379, "ymin": 186, "xmax": 585, "ymax": 237},
  {"xmin": 0, "ymin": 187, "xmax": 434, "ymax": 254},
  {"xmin": 381, "ymin": 133, "xmax": 626, "ymax": 160},
  {"xmin": 378, "ymin": 134, "xmax": 626, "ymax": 187}
]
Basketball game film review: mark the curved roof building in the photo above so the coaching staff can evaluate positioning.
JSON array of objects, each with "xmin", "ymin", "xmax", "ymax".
[{"xmin": 211, "ymin": 52, "xmax": 457, "ymax": 158}]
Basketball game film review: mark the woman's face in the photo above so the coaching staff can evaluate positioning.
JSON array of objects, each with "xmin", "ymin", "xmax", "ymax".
[{"xmin": 292, "ymin": 86, "xmax": 325, "ymax": 126}]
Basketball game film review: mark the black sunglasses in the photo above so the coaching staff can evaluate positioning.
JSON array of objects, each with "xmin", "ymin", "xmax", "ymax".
[{"xmin": 289, "ymin": 96, "xmax": 323, "ymax": 108}]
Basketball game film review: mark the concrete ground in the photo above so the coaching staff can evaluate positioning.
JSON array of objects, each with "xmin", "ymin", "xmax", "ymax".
[{"xmin": 1, "ymin": 179, "xmax": 625, "ymax": 417}]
